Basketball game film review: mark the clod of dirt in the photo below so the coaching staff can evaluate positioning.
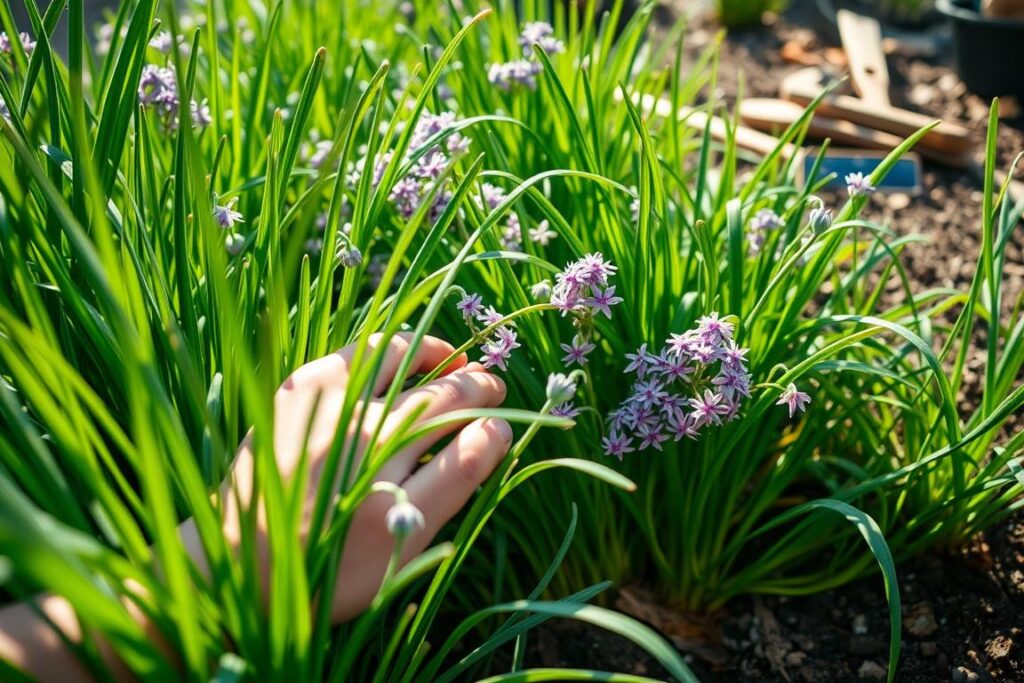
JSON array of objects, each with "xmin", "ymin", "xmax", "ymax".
[
  {"xmin": 905, "ymin": 602, "xmax": 940, "ymax": 638},
  {"xmin": 857, "ymin": 660, "xmax": 887, "ymax": 679}
]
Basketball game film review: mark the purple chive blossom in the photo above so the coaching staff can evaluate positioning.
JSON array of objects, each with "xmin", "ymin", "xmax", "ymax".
[
  {"xmin": 501, "ymin": 214, "xmax": 523, "ymax": 251},
  {"xmin": 720, "ymin": 339, "xmax": 748, "ymax": 368},
  {"xmin": 637, "ymin": 424, "xmax": 669, "ymax": 451},
  {"xmin": 777, "ymin": 383, "xmax": 812, "ymax": 418},
  {"xmin": 349, "ymin": 112, "xmax": 470, "ymax": 220},
  {"xmin": 551, "ymin": 402, "xmax": 581, "ymax": 419},
  {"xmin": 604, "ymin": 317, "xmax": 753, "ymax": 458},
  {"xmin": 632, "ymin": 379, "xmax": 668, "ymax": 407},
  {"xmin": 138, "ymin": 63, "xmax": 207, "ymax": 131},
  {"xmin": 602, "ymin": 431, "xmax": 635, "ymax": 460},
  {"xmin": 149, "ymin": 31, "xmax": 174, "ymax": 53},
  {"xmin": 518, "ymin": 22, "xmax": 565, "ymax": 55},
  {"xmin": 456, "ymin": 292, "xmax": 485, "ymax": 321},
  {"xmin": 688, "ymin": 390, "xmax": 731, "ymax": 428},
  {"xmin": 1, "ymin": 31, "xmax": 35, "ymax": 55},
  {"xmin": 478, "ymin": 306, "xmax": 505, "ymax": 326},
  {"xmin": 191, "ymin": 99, "xmax": 212, "ymax": 128},
  {"xmin": 213, "ymin": 198, "xmax": 243, "ymax": 229},
  {"xmin": 657, "ymin": 354, "xmax": 694, "ymax": 383},
  {"xmin": 624, "ymin": 343, "xmax": 655, "ymax": 377},
  {"xmin": 488, "ymin": 59, "xmax": 542, "ymax": 91},
  {"xmin": 308, "ymin": 140, "xmax": 333, "ymax": 169},
  {"xmin": 752, "ymin": 208, "xmax": 782, "ymax": 232},
  {"xmin": 463, "ymin": 295, "xmax": 520, "ymax": 372},
  {"xmin": 697, "ymin": 311, "xmax": 734, "ymax": 344},
  {"xmin": 479, "ymin": 182, "xmax": 506, "ymax": 210},
  {"xmin": 667, "ymin": 412, "xmax": 700, "ymax": 441},
  {"xmin": 551, "ymin": 253, "xmax": 619, "ymax": 318},
  {"xmin": 690, "ymin": 343, "xmax": 718, "ymax": 365},
  {"xmin": 480, "ymin": 340, "xmax": 512, "ymax": 371},
  {"xmin": 560, "ymin": 335, "xmax": 595, "ymax": 367},
  {"xmin": 528, "ymin": 220, "xmax": 557, "ymax": 246},
  {"xmin": 660, "ymin": 393, "xmax": 688, "ymax": 419},
  {"xmin": 749, "ymin": 208, "xmax": 782, "ymax": 255},
  {"xmin": 712, "ymin": 369, "xmax": 751, "ymax": 400},
  {"xmin": 845, "ymin": 172, "xmax": 876, "ymax": 197},
  {"xmin": 586, "ymin": 286, "xmax": 623, "ymax": 319}
]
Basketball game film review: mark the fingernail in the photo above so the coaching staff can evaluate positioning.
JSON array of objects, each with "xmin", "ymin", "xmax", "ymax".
[
  {"xmin": 490, "ymin": 418, "xmax": 513, "ymax": 444},
  {"xmin": 464, "ymin": 362, "xmax": 486, "ymax": 373}
]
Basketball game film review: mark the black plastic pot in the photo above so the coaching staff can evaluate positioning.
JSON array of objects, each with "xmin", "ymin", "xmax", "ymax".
[{"xmin": 937, "ymin": 0, "xmax": 1024, "ymax": 98}]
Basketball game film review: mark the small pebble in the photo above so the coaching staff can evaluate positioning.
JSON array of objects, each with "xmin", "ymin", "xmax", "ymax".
[
  {"xmin": 920, "ymin": 641, "xmax": 938, "ymax": 657},
  {"xmin": 858, "ymin": 660, "xmax": 887, "ymax": 679},
  {"xmin": 888, "ymin": 192, "xmax": 911, "ymax": 211},
  {"xmin": 852, "ymin": 614, "xmax": 868, "ymax": 635},
  {"xmin": 785, "ymin": 651, "xmax": 807, "ymax": 667},
  {"xmin": 905, "ymin": 602, "xmax": 939, "ymax": 638},
  {"xmin": 986, "ymin": 634, "xmax": 1013, "ymax": 660},
  {"xmin": 952, "ymin": 665, "xmax": 981, "ymax": 682}
]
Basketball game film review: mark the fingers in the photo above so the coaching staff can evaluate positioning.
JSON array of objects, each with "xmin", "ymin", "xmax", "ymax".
[
  {"xmin": 282, "ymin": 334, "xmax": 466, "ymax": 397},
  {"xmin": 400, "ymin": 418, "xmax": 513, "ymax": 553},
  {"xmin": 374, "ymin": 365, "xmax": 507, "ymax": 482}
]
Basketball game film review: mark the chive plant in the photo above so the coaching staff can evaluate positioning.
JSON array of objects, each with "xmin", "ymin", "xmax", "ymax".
[
  {"xmin": 395, "ymin": 1, "xmax": 1018, "ymax": 679},
  {"xmin": 0, "ymin": 0, "xmax": 1022, "ymax": 681},
  {"xmin": 0, "ymin": 0, "xmax": 703, "ymax": 681}
]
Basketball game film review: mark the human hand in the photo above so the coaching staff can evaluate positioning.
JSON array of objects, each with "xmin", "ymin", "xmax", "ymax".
[{"xmin": 220, "ymin": 333, "xmax": 512, "ymax": 622}]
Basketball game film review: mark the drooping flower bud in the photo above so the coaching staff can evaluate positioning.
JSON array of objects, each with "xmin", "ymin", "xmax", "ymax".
[
  {"xmin": 385, "ymin": 500, "xmax": 425, "ymax": 538},
  {"xmin": 546, "ymin": 372, "xmax": 578, "ymax": 404},
  {"xmin": 808, "ymin": 206, "xmax": 833, "ymax": 234}
]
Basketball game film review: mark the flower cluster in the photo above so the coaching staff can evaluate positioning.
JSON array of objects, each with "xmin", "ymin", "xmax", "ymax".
[
  {"xmin": 138, "ymin": 64, "xmax": 211, "ymax": 131},
  {"xmin": 148, "ymin": 31, "xmax": 176, "ymax": 54},
  {"xmin": 601, "ymin": 313, "xmax": 751, "ymax": 459},
  {"xmin": 0, "ymin": 31, "xmax": 35, "ymax": 57},
  {"xmin": 749, "ymin": 208, "xmax": 782, "ymax": 255},
  {"xmin": 487, "ymin": 22, "xmax": 564, "ymax": 91},
  {"xmin": 551, "ymin": 253, "xmax": 622, "ymax": 319},
  {"xmin": 349, "ymin": 111, "xmax": 470, "ymax": 221},
  {"xmin": 456, "ymin": 292, "xmax": 521, "ymax": 372}
]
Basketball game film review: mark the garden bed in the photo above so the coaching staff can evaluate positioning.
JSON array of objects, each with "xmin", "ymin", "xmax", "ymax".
[
  {"xmin": 519, "ymin": 1, "xmax": 1024, "ymax": 680},
  {"xmin": 526, "ymin": 506, "xmax": 1024, "ymax": 681}
]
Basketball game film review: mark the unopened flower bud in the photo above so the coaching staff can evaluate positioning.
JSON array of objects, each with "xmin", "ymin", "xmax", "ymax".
[
  {"xmin": 808, "ymin": 206, "xmax": 833, "ymax": 234},
  {"xmin": 225, "ymin": 233, "xmax": 245, "ymax": 255},
  {"xmin": 530, "ymin": 280, "xmax": 552, "ymax": 299},
  {"xmin": 338, "ymin": 245, "xmax": 363, "ymax": 268},
  {"xmin": 546, "ymin": 372, "xmax": 577, "ymax": 404},
  {"xmin": 385, "ymin": 500, "xmax": 425, "ymax": 538}
]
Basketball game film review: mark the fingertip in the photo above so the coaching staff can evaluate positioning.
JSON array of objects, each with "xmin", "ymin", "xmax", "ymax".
[
  {"xmin": 483, "ymin": 417, "xmax": 514, "ymax": 446},
  {"xmin": 438, "ymin": 353, "xmax": 469, "ymax": 376}
]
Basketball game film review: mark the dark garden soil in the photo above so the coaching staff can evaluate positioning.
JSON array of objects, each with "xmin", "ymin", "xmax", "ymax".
[
  {"xmin": 518, "ymin": 1, "xmax": 1024, "ymax": 681},
  {"xmin": 524, "ymin": 508, "xmax": 1024, "ymax": 681}
]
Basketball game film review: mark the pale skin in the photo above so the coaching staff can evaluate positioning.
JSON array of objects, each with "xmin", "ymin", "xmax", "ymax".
[{"xmin": 0, "ymin": 334, "xmax": 512, "ymax": 681}]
